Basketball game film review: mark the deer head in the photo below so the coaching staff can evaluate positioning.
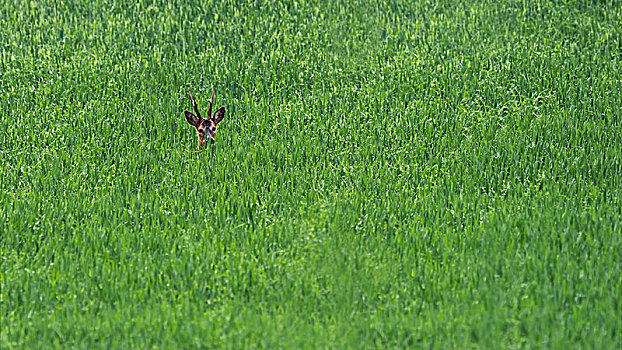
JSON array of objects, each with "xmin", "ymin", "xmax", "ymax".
[{"xmin": 184, "ymin": 87, "xmax": 226, "ymax": 149}]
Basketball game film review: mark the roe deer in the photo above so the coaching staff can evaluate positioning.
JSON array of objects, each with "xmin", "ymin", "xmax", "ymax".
[{"xmin": 184, "ymin": 87, "xmax": 226, "ymax": 150}]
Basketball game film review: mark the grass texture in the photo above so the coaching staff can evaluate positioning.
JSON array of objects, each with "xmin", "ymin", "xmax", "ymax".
[{"xmin": 1, "ymin": 0, "xmax": 621, "ymax": 348}]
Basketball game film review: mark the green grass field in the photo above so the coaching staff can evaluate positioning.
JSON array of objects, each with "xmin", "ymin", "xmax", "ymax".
[{"xmin": 1, "ymin": 0, "xmax": 621, "ymax": 348}]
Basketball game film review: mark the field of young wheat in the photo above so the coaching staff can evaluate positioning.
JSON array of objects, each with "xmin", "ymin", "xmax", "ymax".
[{"xmin": 1, "ymin": 0, "xmax": 621, "ymax": 348}]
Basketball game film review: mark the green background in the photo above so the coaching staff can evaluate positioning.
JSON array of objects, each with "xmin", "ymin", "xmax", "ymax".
[{"xmin": 1, "ymin": 0, "xmax": 620, "ymax": 348}]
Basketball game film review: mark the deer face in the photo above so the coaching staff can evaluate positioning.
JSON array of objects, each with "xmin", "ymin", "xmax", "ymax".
[
  {"xmin": 185, "ymin": 87, "xmax": 226, "ymax": 149},
  {"xmin": 198, "ymin": 118, "xmax": 217, "ymax": 145}
]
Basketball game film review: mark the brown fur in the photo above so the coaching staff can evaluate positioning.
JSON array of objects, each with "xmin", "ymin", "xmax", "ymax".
[{"xmin": 185, "ymin": 87, "xmax": 226, "ymax": 150}]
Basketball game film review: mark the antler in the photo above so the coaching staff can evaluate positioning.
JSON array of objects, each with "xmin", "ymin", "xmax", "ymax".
[
  {"xmin": 187, "ymin": 88, "xmax": 202, "ymax": 119},
  {"xmin": 207, "ymin": 86, "xmax": 214, "ymax": 119}
]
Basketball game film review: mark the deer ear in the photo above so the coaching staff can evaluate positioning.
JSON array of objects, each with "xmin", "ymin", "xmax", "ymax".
[
  {"xmin": 213, "ymin": 106, "xmax": 225, "ymax": 125},
  {"xmin": 184, "ymin": 110, "xmax": 200, "ymax": 126}
]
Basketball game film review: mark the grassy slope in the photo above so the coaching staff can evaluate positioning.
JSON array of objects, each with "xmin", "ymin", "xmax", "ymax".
[{"xmin": 1, "ymin": 0, "xmax": 620, "ymax": 348}]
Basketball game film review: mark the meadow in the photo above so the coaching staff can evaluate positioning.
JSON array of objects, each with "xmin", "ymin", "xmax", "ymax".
[{"xmin": 1, "ymin": 0, "xmax": 621, "ymax": 348}]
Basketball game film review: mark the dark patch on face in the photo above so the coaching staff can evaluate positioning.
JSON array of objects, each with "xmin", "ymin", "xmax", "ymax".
[{"xmin": 198, "ymin": 119, "xmax": 217, "ymax": 140}]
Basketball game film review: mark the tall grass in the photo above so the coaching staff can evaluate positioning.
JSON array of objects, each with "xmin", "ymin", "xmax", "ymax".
[{"xmin": 1, "ymin": 0, "xmax": 621, "ymax": 348}]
